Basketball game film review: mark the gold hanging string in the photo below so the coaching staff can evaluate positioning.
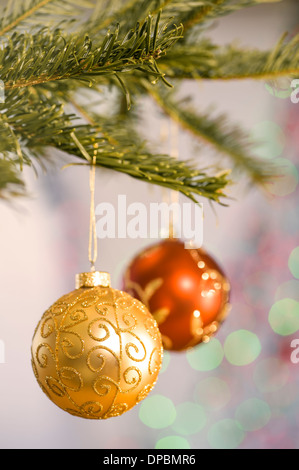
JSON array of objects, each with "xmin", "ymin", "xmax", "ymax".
[
  {"xmin": 160, "ymin": 118, "xmax": 170, "ymax": 206},
  {"xmin": 159, "ymin": 118, "xmax": 180, "ymax": 238},
  {"xmin": 169, "ymin": 119, "xmax": 180, "ymax": 238},
  {"xmin": 88, "ymin": 142, "xmax": 98, "ymax": 272}
]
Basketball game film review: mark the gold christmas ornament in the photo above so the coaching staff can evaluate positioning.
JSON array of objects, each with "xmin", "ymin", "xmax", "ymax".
[{"xmin": 31, "ymin": 271, "xmax": 163, "ymax": 419}]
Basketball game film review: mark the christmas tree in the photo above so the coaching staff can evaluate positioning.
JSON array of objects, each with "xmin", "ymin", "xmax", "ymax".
[{"xmin": 0, "ymin": 0, "xmax": 298, "ymax": 203}]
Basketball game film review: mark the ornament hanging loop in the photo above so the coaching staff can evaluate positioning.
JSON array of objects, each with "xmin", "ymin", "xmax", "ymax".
[
  {"xmin": 88, "ymin": 142, "xmax": 98, "ymax": 272},
  {"xmin": 160, "ymin": 118, "xmax": 180, "ymax": 239},
  {"xmin": 169, "ymin": 119, "xmax": 179, "ymax": 238}
]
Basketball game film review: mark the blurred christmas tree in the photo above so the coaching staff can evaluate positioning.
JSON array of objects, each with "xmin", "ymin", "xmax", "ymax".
[{"xmin": 0, "ymin": 0, "xmax": 298, "ymax": 203}]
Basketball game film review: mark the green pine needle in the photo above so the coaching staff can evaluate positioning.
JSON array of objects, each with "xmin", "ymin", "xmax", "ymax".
[{"xmin": 0, "ymin": 0, "xmax": 293, "ymax": 204}]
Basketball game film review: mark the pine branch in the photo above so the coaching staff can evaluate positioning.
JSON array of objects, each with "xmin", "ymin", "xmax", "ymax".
[
  {"xmin": 147, "ymin": 87, "xmax": 273, "ymax": 184},
  {"xmin": 0, "ymin": 0, "xmax": 95, "ymax": 36},
  {"xmin": 93, "ymin": 0, "xmax": 282, "ymax": 35},
  {"xmin": 206, "ymin": 33, "xmax": 299, "ymax": 80},
  {"xmin": 0, "ymin": 0, "xmax": 54, "ymax": 36},
  {"xmin": 0, "ymin": 159, "xmax": 25, "ymax": 198},
  {"xmin": 0, "ymin": 87, "xmax": 230, "ymax": 202},
  {"xmin": 90, "ymin": 1, "xmax": 168, "ymax": 32},
  {"xmin": 66, "ymin": 133, "xmax": 231, "ymax": 204},
  {"xmin": 157, "ymin": 32, "xmax": 299, "ymax": 81},
  {"xmin": 158, "ymin": 42, "xmax": 218, "ymax": 79},
  {"xmin": 1, "ymin": 17, "xmax": 183, "ymax": 92},
  {"xmin": 0, "ymin": 0, "xmax": 289, "ymax": 204},
  {"xmin": 156, "ymin": 0, "xmax": 282, "ymax": 32},
  {"xmin": 185, "ymin": 0, "xmax": 282, "ymax": 30}
]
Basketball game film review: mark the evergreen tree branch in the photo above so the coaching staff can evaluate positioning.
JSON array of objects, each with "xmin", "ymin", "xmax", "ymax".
[
  {"xmin": 208, "ymin": 33, "xmax": 299, "ymax": 80},
  {"xmin": 0, "ymin": 159, "xmax": 25, "ymax": 198},
  {"xmin": 147, "ymin": 87, "xmax": 273, "ymax": 184},
  {"xmin": 91, "ymin": 1, "xmax": 170, "ymax": 32},
  {"xmin": 157, "ymin": 33, "xmax": 299, "ymax": 80},
  {"xmin": 0, "ymin": 0, "xmax": 289, "ymax": 204},
  {"xmin": 0, "ymin": 0, "xmax": 95, "ymax": 36},
  {"xmin": 0, "ymin": 0, "xmax": 54, "ymax": 36},
  {"xmin": 153, "ymin": 0, "xmax": 282, "ymax": 32},
  {"xmin": 1, "ymin": 17, "xmax": 183, "ymax": 92},
  {"xmin": 0, "ymin": 87, "xmax": 230, "ymax": 202},
  {"xmin": 92, "ymin": 0, "xmax": 282, "ymax": 35},
  {"xmin": 52, "ymin": 113, "xmax": 231, "ymax": 203},
  {"xmin": 158, "ymin": 42, "xmax": 218, "ymax": 79},
  {"xmin": 181, "ymin": 0, "xmax": 282, "ymax": 31},
  {"xmin": 67, "ymin": 131, "xmax": 231, "ymax": 203}
]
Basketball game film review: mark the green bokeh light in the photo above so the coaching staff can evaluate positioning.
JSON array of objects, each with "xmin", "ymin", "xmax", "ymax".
[
  {"xmin": 194, "ymin": 377, "xmax": 231, "ymax": 411},
  {"xmin": 235, "ymin": 398, "xmax": 271, "ymax": 432},
  {"xmin": 155, "ymin": 436, "xmax": 190, "ymax": 449},
  {"xmin": 224, "ymin": 330, "xmax": 261, "ymax": 366},
  {"xmin": 250, "ymin": 121, "xmax": 285, "ymax": 159},
  {"xmin": 275, "ymin": 280, "xmax": 299, "ymax": 302},
  {"xmin": 288, "ymin": 247, "xmax": 299, "ymax": 279},
  {"xmin": 265, "ymin": 158, "xmax": 298, "ymax": 197},
  {"xmin": 268, "ymin": 298, "xmax": 299, "ymax": 336},
  {"xmin": 253, "ymin": 357, "xmax": 289, "ymax": 393},
  {"xmin": 208, "ymin": 419, "xmax": 245, "ymax": 449},
  {"xmin": 264, "ymin": 83, "xmax": 293, "ymax": 100},
  {"xmin": 139, "ymin": 394, "xmax": 176, "ymax": 429},
  {"xmin": 264, "ymin": 79, "xmax": 296, "ymax": 100},
  {"xmin": 186, "ymin": 339, "xmax": 224, "ymax": 371},
  {"xmin": 265, "ymin": 382, "xmax": 297, "ymax": 408},
  {"xmin": 171, "ymin": 402, "xmax": 206, "ymax": 436},
  {"xmin": 160, "ymin": 350, "xmax": 171, "ymax": 374}
]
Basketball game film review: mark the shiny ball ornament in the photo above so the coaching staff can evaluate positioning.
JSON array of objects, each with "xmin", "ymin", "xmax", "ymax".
[
  {"xmin": 31, "ymin": 271, "xmax": 163, "ymax": 419},
  {"xmin": 123, "ymin": 239, "xmax": 231, "ymax": 351}
]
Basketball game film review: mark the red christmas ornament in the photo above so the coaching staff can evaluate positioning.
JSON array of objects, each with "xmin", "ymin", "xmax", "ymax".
[{"xmin": 123, "ymin": 238, "xmax": 231, "ymax": 351}]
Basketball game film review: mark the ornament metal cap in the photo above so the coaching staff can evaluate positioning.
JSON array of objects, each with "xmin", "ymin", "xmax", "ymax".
[{"xmin": 75, "ymin": 271, "xmax": 111, "ymax": 289}]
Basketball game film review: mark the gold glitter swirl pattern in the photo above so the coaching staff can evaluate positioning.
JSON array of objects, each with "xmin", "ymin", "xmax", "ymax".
[
  {"xmin": 125, "ymin": 337, "xmax": 147, "ymax": 362},
  {"xmin": 58, "ymin": 367, "xmax": 83, "ymax": 392},
  {"xmin": 81, "ymin": 401, "xmax": 103, "ymax": 416},
  {"xmin": 122, "ymin": 366, "xmax": 142, "ymax": 391},
  {"xmin": 88, "ymin": 319, "xmax": 111, "ymax": 342},
  {"xmin": 104, "ymin": 403, "xmax": 128, "ymax": 418},
  {"xmin": 40, "ymin": 316, "xmax": 55, "ymax": 339},
  {"xmin": 35, "ymin": 343, "xmax": 55, "ymax": 368},
  {"xmin": 31, "ymin": 285, "xmax": 163, "ymax": 419},
  {"xmin": 60, "ymin": 331, "xmax": 85, "ymax": 360},
  {"xmin": 93, "ymin": 375, "xmax": 117, "ymax": 397},
  {"xmin": 60, "ymin": 309, "xmax": 88, "ymax": 330},
  {"xmin": 136, "ymin": 383, "xmax": 155, "ymax": 403},
  {"xmin": 45, "ymin": 377, "xmax": 66, "ymax": 397},
  {"xmin": 148, "ymin": 347, "xmax": 163, "ymax": 375},
  {"xmin": 144, "ymin": 317, "xmax": 161, "ymax": 341}
]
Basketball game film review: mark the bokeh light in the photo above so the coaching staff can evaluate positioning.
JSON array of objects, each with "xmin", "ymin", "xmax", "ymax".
[
  {"xmin": 171, "ymin": 402, "xmax": 206, "ymax": 436},
  {"xmin": 288, "ymin": 247, "xmax": 299, "ymax": 279},
  {"xmin": 208, "ymin": 419, "xmax": 245, "ymax": 449},
  {"xmin": 250, "ymin": 121, "xmax": 285, "ymax": 159},
  {"xmin": 160, "ymin": 350, "xmax": 171, "ymax": 374},
  {"xmin": 224, "ymin": 330, "xmax": 261, "ymax": 366},
  {"xmin": 186, "ymin": 338, "xmax": 224, "ymax": 371},
  {"xmin": 264, "ymin": 78, "xmax": 295, "ymax": 100},
  {"xmin": 194, "ymin": 377, "xmax": 231, "ymax": 411},
  {"xmin": 268, "ymin": 298, "xmax": 299, "ymax": 336},
  {"xmin": 253, "ymin": 357, "xmax": 289, "ymax": 393},
  {"xmin": 265, "ymin": 382, "xmax": 298, "ymax": 409},
  {"xmin": 155, "ymin": 436, "xmax": 190, "ymax": 449},
  {"xmin": 275, "ymin": 280, "xmax": 299, "ymax": 302},
  {"xmin": 235, "ymin": 398, "xmax": 271, "ymax": 432},
  {"xmin": 139, "ymin": 395, "xmax": 176, "ymax": 429},
  {"xmin": 265, "ymin": 158, "xmax": 298, "ymax": 197}
]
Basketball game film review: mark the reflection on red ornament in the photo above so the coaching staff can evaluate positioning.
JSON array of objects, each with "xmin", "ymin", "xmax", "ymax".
[{"xmin": 123, "ymin": 238, "xmax": 231, "ymax": 351}]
